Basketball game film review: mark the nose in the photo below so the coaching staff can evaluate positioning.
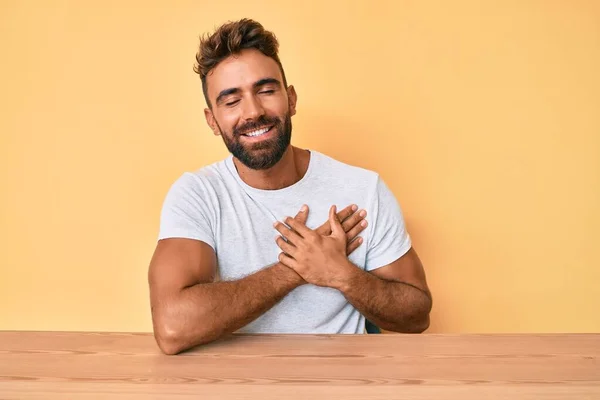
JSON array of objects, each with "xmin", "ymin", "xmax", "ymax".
[{"xmin": 241, "ymin": 95, "xmax": 265, "ymax": 121}]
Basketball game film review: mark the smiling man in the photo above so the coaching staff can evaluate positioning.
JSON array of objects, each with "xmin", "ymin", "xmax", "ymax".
[{"xmin": 148, "ymin": 19, "xmax": 432, "ymax": 355}]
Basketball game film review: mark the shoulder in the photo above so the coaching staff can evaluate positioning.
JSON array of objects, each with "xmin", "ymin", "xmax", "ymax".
[
  {"xmin": 313, "ymin": 150, "xmax": 380, "ymax": 180},
  {"xmin": 165, "ymin": 160, "xmax": 235, "ymax": 212},
  {"xmin": 165, "ymin": 157, "xmax": 233, "ymax": 199},
  {"xmin": 312, "ymin": 151, "xmax": 402, "ymax": 214},
  {"xmin": 312, "ymin": 150, "xmax": 381, "ymax": 190}
]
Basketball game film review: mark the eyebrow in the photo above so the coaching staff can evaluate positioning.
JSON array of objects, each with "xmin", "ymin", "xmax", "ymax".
[
  {"xmin": 215, "ymin": 78, "xmax": 282, "ymax": 105},
  {"xmin": 253, "ymin": 78, "xmax": 281, "ymax": 89}
]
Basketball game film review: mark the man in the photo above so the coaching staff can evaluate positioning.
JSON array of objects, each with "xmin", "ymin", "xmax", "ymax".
[{"xmin": 148, "ymin": 18, "xmax": 432, "ymax": 355}]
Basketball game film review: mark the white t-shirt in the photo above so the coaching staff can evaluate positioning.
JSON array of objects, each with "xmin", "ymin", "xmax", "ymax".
[{"xmin": 158, "ymin": 150, "xmax": 412, "ymax": 334}]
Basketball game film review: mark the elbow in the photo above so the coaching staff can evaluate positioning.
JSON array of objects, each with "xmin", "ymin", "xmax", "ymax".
[
  {"xmin": 158, "ymin": 341, "xmax": 181, "ymax": 356},
  {"xmin": 152, "ymin": 311, "xmax": 197, "ymax": 355},
  {"xmin": 396, "ymin": 299, "xmax": 432, "ymax": 334},
  {"xmin": 392, "ymin": 313, "xmax": 429, "ymax": 334},
  {"xmin": 152, "ymin": 308, "xmax": 216, "ymax": 355},
  {"xmin": 410, "ymin": 297, "xmax": 432, "ymax": 333},
  {"xmin": 156, "ymin": 339, "xmax": 183, "ymax": 356},
  {"xmin": 154, "ymin": 323, "xmax": 187, "ymax": 355},
  {"xmin": 409, "ymin": 292, "xmax": 432, "ymax": 333},
  {"xmin": 410, "ymin": 314, "xmax": 430, "ymax": 333},
  {"xmin": 382, "ymin": 312, "xmax": 430, "ymax": 334}
]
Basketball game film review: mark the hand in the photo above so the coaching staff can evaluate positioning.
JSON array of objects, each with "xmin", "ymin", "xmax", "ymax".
[
  {"xmin": 293, "ymin": 204, "xmax": 368, "ymax": 256},
  {"xmin": 279, "ymin": 204, "xmax": 366, "ymax": 287},
  {"xmin": 274, "ymin": 206, "xmax": 356, "ymax": 289}
]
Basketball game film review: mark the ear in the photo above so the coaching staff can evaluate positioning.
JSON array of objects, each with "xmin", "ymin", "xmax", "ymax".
[
  {"xmin": 286, "ymin": 85, "xmax": 297, "ymax": 117},
  {"xmin": 204, "ymin": 108, "xmax": 221, "ymax": 136}
]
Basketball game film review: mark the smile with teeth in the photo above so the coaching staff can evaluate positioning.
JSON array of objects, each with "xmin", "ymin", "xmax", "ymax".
[{"xmin": 243, "ymin": 126, "xmax": 272, "ymax": 137}]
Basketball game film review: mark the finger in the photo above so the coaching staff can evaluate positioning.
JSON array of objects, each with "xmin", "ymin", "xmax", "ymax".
[
  {"xmin": 316, "ymin": 204, "xmax": 357, "ymax": 236},
  {"xmin": 346, "ymin": 237, "xmax": 364, "ymax": 255},
  {"xmin": 278, "ymin": 252, "xmax": 298, "ymax": 269},
  {"xmin": 346, "ymin": 218, "xmax": 368, "ymax": 242},
  {"xmin": 315, "ymin": 204, "xmax": 358, "ymax": 236},
  {"xmin": 337, "ymin": 204, "xmax": 358, "ymax": 223},
  {"xmin": 294, "ymin": 204, "xmax": 309, "ymax": 225},
  {"xmin": 273, "ymin": 221, "xmax": 303, "ymax": 244},
  {"xmin": 329, "ymin": 205, "xmax": 344, "ymax": 238},
  {"xmin": 284, "ymin": 216, "xmax": 313, "ymax": 237},
  {"xmin": 275, "ymin": 235, "xmax": 298, "ymax": 257},
  {"xmin": 341, "ymin": 209, "xmax": 367, "ymax": 233}
]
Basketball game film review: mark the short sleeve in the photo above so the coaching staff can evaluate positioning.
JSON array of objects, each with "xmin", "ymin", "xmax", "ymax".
[
  {"xmin": 157, "ymin": 173, "xmax": 216, "ymax": 250},
  {"xmin": 365, "ymin": 177, "xmax": 412, "ymax": 271}
]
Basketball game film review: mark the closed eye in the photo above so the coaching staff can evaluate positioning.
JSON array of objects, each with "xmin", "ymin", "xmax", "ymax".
[
  {"xmin": 259, "ymin": 90, "xmax": 275, "ymax": 95},
  {"xmin": 225, "ymin": 100, "xmax": 240, "ymax": 106}
]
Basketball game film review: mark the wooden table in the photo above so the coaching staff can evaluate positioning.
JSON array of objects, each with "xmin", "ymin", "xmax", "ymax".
[{"xmin": 0, "ymin": 332, "xmax": 598, "ymax": 399}]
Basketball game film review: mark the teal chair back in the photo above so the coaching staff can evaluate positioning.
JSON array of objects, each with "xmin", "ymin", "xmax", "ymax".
[{"xmin": 365, "ymin": 319, "xmax": 381, "ymax": 334}]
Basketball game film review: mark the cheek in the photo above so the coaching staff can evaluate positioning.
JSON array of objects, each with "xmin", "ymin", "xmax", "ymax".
[
  {"xmin": 260, "ymin": 106, "xmax": 288, "ymax": 123},
  {"xmin": 216, "ymin": 112, "xmax": 240, "ymax": 133},
  {"xmin": 269, "ymin": 97, "xmax": 290, "ymax": 115}
]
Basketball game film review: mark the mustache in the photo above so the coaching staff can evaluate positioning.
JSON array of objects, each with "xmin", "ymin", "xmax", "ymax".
[{"xmin": 234, "ymin": 115, "xmax": 281, "ymax": 137}]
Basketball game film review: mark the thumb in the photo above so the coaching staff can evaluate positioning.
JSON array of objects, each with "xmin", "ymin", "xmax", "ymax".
[{"xmin": 329, "ymin": 205, "xmax": 343, "ymax": 238}]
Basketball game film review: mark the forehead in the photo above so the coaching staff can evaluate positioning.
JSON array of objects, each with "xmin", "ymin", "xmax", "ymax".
[{"xmin": 206, "ymin": 49, "xmax": 283, "ymax": 100}]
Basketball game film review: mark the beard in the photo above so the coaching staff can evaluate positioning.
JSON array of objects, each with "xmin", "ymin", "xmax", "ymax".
[{"xmin": 219, "ymin": 113, "xmax": 292, "ymax": 170}]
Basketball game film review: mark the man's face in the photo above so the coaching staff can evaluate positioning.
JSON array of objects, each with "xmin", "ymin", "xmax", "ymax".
[{"xmin": 204, "ymin": 49, "xmax": 297, "ymax": 170}]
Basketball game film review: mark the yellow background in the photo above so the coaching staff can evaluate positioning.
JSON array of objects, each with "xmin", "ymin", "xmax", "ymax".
[{"xmin": 1, "ymin": 0, "xmax": 599, "ymax": 333}]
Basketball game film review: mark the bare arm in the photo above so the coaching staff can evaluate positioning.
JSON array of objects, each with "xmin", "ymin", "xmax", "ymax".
[
  {"xmin": 337, "ymin": 247, "xmax": 432, "ymax": 333},
  {"xmin": 274, "ymin": 211, "xmax": 431, "ymax": 333},
  {"xmin": 149, "ymin": 205, "xmax": 367, "ymax": 355},
  {"xmin": 148, "ymin": 238, "xmax": 303, "ymax": 355}
]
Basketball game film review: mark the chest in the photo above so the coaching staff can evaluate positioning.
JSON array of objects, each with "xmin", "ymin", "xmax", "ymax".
[{"xmin": 212, "ymin": 194, "xmax": 369, "ymax": 281}]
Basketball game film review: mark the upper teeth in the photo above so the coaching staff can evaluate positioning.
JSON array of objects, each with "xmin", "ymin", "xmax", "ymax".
[{"xmin": 246, "ymin": 127, "xmax": 270, "ymax": 137}]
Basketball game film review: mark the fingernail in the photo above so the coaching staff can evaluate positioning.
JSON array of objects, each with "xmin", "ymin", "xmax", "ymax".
[
  {"xmin": 358, "ymin": 237, "xmax": 363, "ymax": 243},
  {"xmin": 360, "ymin": 210, "xmax": 367, "ymax": 217},
  {"xmin": 273, "ymin": 221, "xmax": 278, "ymax": 227},
  {"xmin": 361, "ymin": 220, "xmax": 368, "ymax": 227},
  {"xmin": 301, "ymin": 205, "xmax": 307, "ymax": 212},
  {"xmin": 351, "ymin": 204, "xmax": 358, "ymax": 211}
]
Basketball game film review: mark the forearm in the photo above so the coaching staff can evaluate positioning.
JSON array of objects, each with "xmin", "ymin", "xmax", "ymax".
[
  {"xmin": 153, "ymin": 262, "xmax": 303, "ymax": 354},
  {"xmin": 337, "ymin": 264, "xmax": 432, "ymax": 333}
]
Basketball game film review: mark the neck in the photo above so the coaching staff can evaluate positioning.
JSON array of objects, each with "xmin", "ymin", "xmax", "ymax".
[{"xmin": 232, "ymin": 145, "xmax": 310, "ymax": 190}]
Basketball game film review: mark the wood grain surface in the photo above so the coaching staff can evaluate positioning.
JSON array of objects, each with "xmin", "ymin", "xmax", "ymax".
[{"xmin": 0, "ymin": 332, "xmax": 598, "ymax": 399}]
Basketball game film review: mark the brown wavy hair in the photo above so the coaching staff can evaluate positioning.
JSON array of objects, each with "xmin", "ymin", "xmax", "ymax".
[{"xmin": 194, "ymin": 19, "xmax": 288, "ymax": 107}]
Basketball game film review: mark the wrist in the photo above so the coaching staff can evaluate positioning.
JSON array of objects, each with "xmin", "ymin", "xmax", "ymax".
[
  {"xmin": 273, "ymin": 262, "xmax": 305, "ymax": 288},
  {"xmin": 331, "ymin": 260, "xmax": 361, "ymax": 292}
]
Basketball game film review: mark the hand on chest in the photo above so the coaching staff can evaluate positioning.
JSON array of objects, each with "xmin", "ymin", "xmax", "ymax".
[{"xmin": 215, "ymin": 200, "xmax": 370, "ymax": 281}]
